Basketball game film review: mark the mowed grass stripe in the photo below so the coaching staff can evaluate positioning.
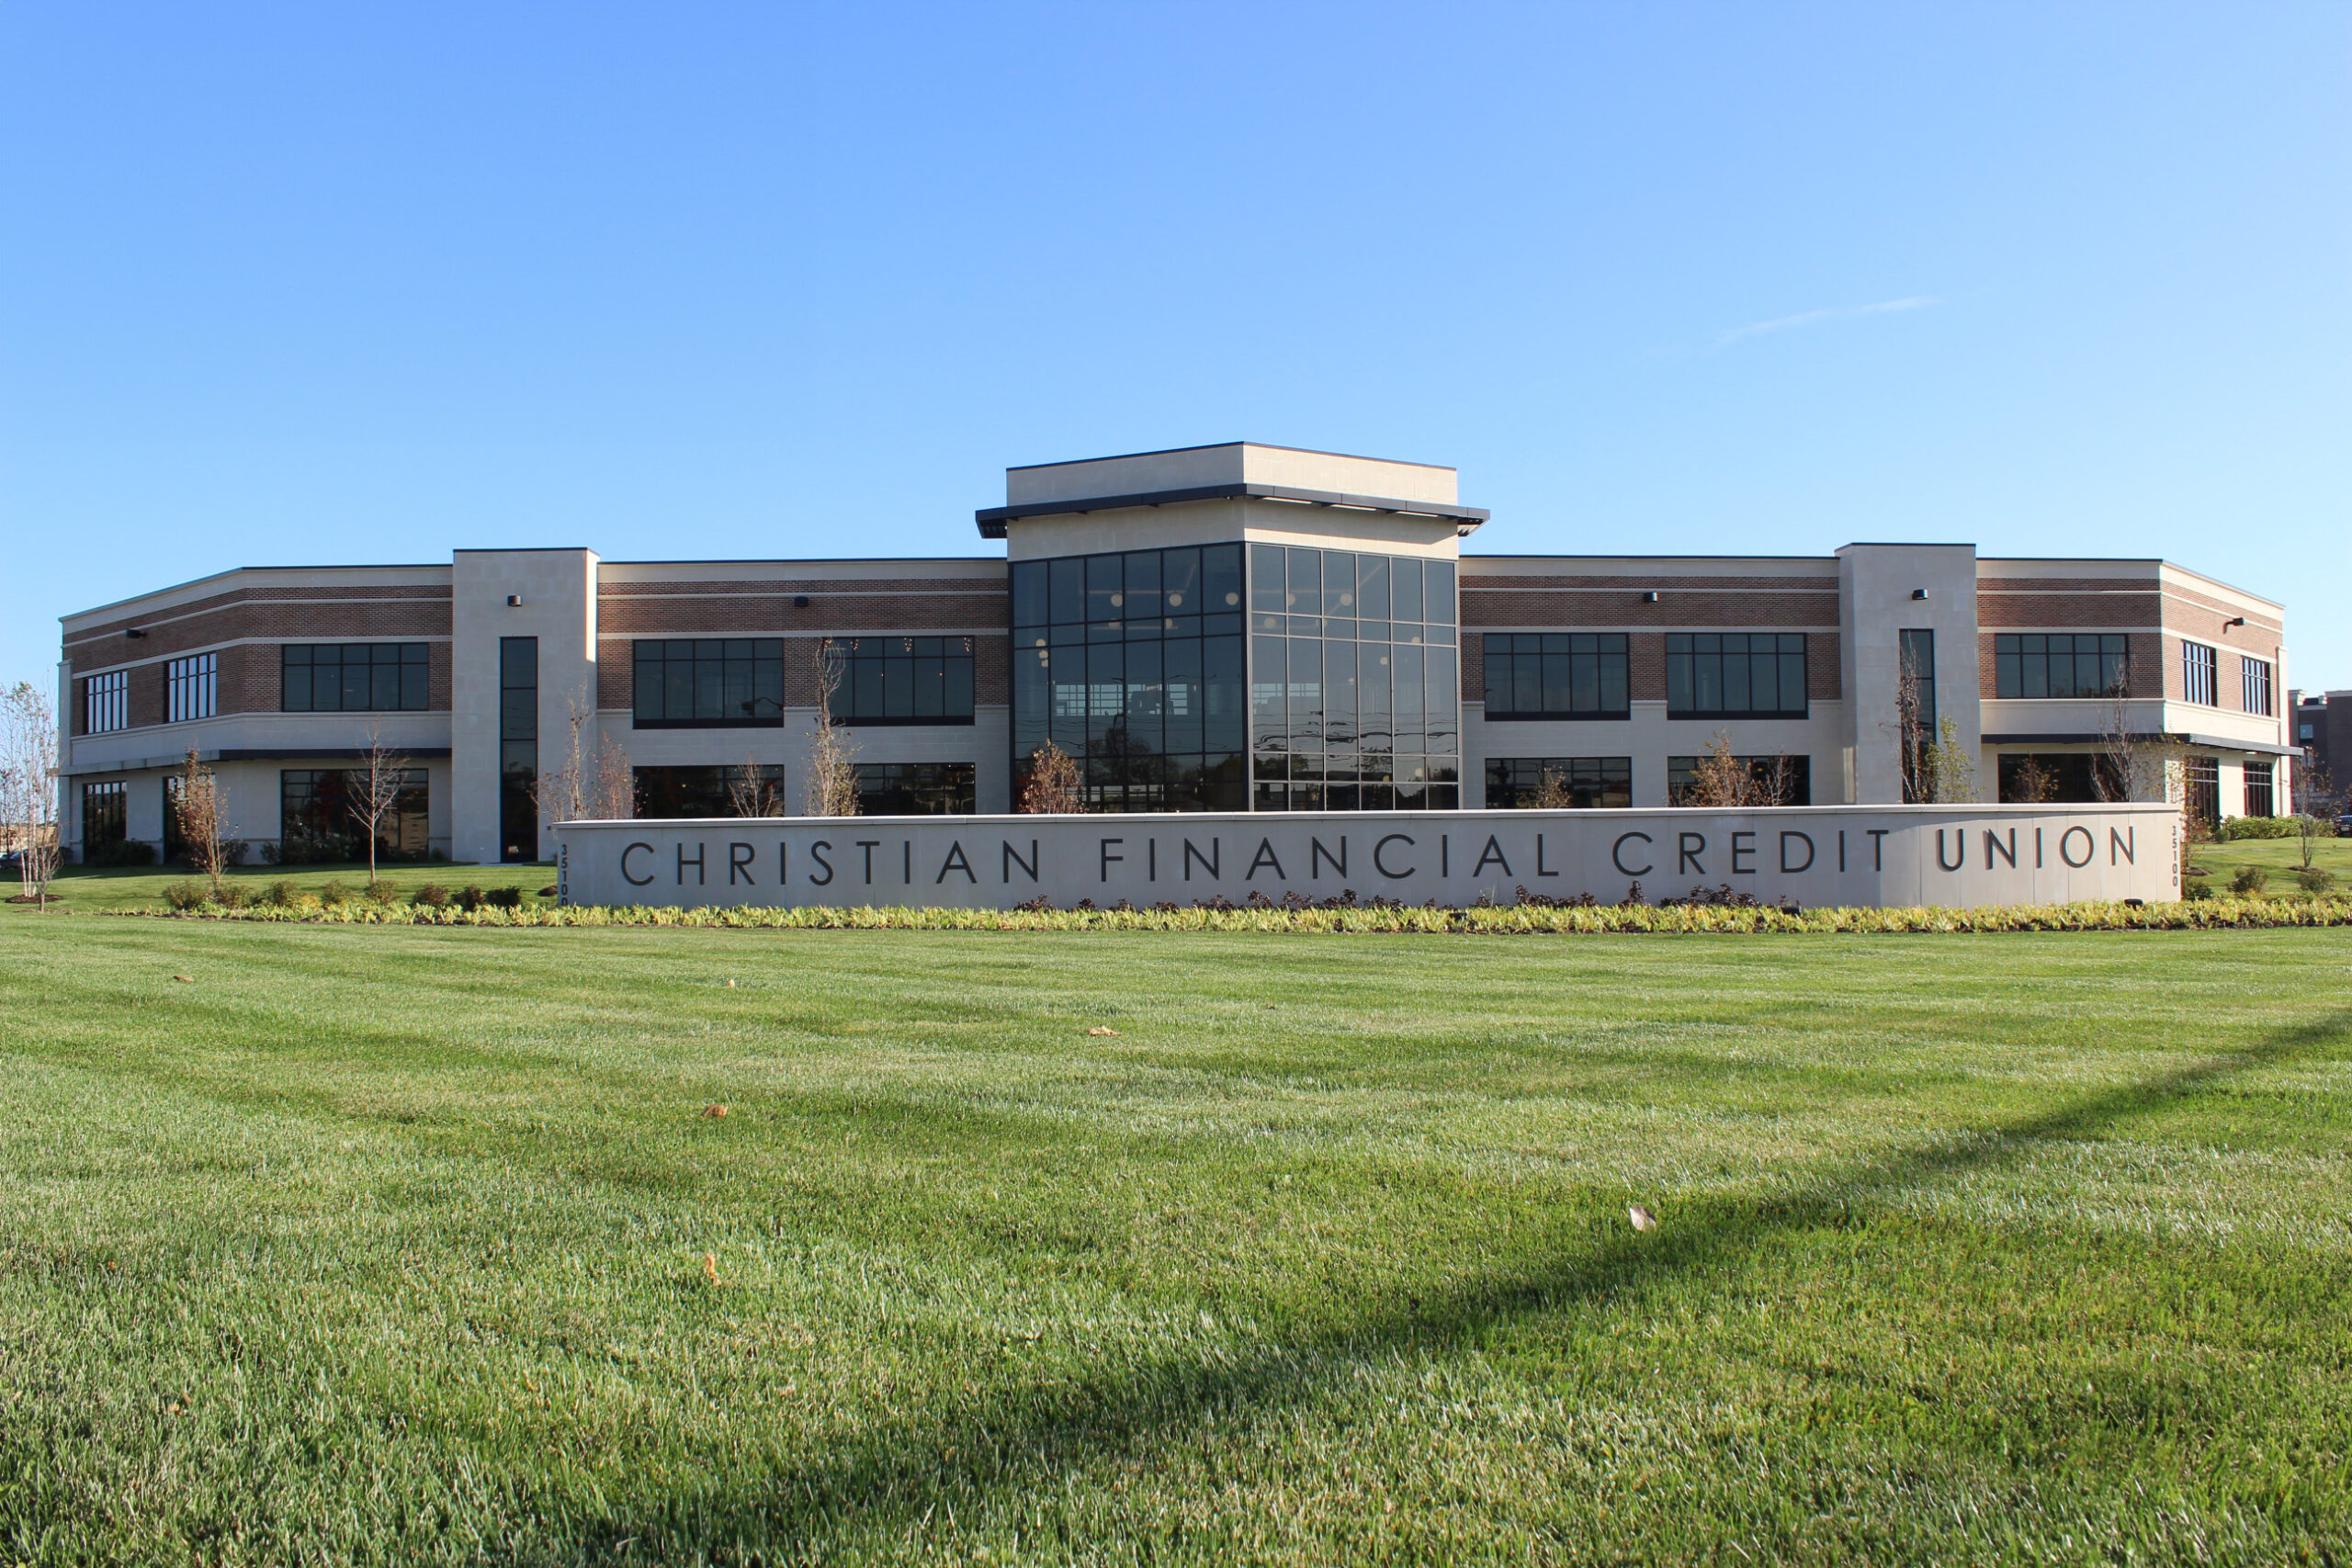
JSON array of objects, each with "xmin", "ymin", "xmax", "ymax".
[{"xmin": 2, "ymin": 920, "xmax": 2348, "ymax": 1563}]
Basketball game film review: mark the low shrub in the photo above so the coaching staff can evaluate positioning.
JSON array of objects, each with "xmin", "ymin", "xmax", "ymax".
[
  {"xmin": 2231, "ymin": 865, "xmax": 2269, "ymax": 896},
  {"xmin": 2184, "ymin": 880, "xmax": 2216, "ymax": 901},
  {"xmin": 131, "ymin": 892, "xmax": 2352, "ymax": 934},
  {"xmin": 455, "ymin": 884, "xmax": 487, "ymax": 912},
  {"xmin": 320, "ymin": 878, "xmax": 355, "ymax": 907},
  {"xmin": 2214, "ymin": 816, "xmax": 2300, "ymax": 841},
  {"xmin": 362, "ymin": 879, "xmax": 400, "ymax": 907},
  {"xmin": 161, "ymin": 880, "xmax": 206, "ymax": 911},
  {"xmin": 410, "ymin": 882, "xmax": 451, "ymax": 909},
  {"xmin": 2300, "ymin": 868, "xmax": 2339, "ymax": 894},
  {"xmin": 88, "ymin": 839, "xmax": 157, "ymax": 869},
  {"xmin": 483, "ymin": 886, "xmax": 524, "ymax": 910},
  {"xmin": 263, "ymin": 878, "xmax": 304, "ymax": 908},
  {"xmin": 213, "ymin": 882, "xmax": 249, "ymax": 910}
]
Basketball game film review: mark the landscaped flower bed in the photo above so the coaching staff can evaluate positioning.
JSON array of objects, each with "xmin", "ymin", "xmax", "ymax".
[{"xmin": 124, "ymin": 892, "xmax": 2352, "ymax": 934}]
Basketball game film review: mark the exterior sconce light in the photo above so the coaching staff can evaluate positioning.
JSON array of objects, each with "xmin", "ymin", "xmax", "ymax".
[
  {"xmin": 794, "ymin": 595, "xmax": 810, "ymax": 608},
  {"xmin": 506, "ymin": 594, "xmax": 523, "ymax": 607},
  {"xmin": 1640, "ymin": 591, "xmax": 1659, "ymax": 604},
  {"xmin": 1910, "ymin": 589, "xmax": 1930, "ymax": 601},
  {"xmin": 125, "ymin": 627, "xmax": 147, "ymax": 639},
  {"xmin": 2225, "ymin": 615, "xmax": 2246, "ymax": 627}
]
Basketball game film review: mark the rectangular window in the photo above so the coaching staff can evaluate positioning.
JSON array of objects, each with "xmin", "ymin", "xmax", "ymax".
[
  {"xmin": 1481, "ymin": 634, "xmax": 1630, "ymax": 718},
  {"xmin": 2241, "ymin": 656, "xmax": 2273, "ymax": 716},
  {"xmin": 1011, "ymin": 541, "xmax": 1249, "ymax": 811},
  {"xmin": 1486, "ymin": 757, "xmax": 1633, "ymax": 809},
  {"xmin": 2182, "ymin": 755, "xmax": 2220, "ymax": 824},
  {"xmin": 500, "ymin": 637, "xmax": 537, "ymax": 863},
  {"xmin": 1664, "ymin": 634, "xmax": 1808, "ymax": 717},
  {"xmin": 2244, "ymin": 760, "xmax": 2275, "ymax": 818},
  {"xmin": 1899, "ymin": 629, "xmax": 1936, "ymax": 804},
  {"xmin": 280, "ymin": 644, "xmax": 430, "ymax": 712},
  {"xmin": 85, "ymin": 670, "xmax": 129, "ymax": 734},
  {"xmin": 163, "ymin": 776, "xmax": 186, "ymax": 862},
  {"xmin": 854, "ymin": 761, "xmax": 977, "ymax": 816},
  {"xmin": 279, "ymin": 768, "xmax": 432, "ymax": 863},
  {"xmin": 631, "ymin": 764, "xmax": 787, "ymax": 819},
  {"xmin": 1667, "ymin": 754, "xmax": 1811, "ymax": 807},
  {"xmin": 820, "ymin": 637, "xmax": 975, "ymax": 726},
  {"xmin": 1993, "ymin": 634, "xmax": 2129, "ymax": 699},
  {"xmin": 2182, "ymin": 641, "xmax": 2218, "ymax": 707},
  {"xmin": 81, "ymin": 780, "xmax": 128, "ymax": 852},
  {"xmin": 167, "ymin": 652, "xmax": 218, "ymax": 723},
  {"xmin": 631, "ymin": 638, "xmax": 786, "ymax": 728},
  {"xmin": 1996, "ymin": 752, "xmax": 2122, "ymax": 805}
]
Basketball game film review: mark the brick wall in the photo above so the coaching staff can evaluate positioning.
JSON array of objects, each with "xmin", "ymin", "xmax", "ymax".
[
  {"xmin": 1460, "ymin": 582, "xmax": 1840, "ymax": 632},
  {"xmin": 62, "ymin": 583, "xmax": 456, "ymax": 729},
  {"xmin": 595, "ymin": 581, "xmax": 1007, "ymax": 638}
]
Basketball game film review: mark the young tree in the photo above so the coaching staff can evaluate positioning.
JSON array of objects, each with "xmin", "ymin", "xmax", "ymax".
[
  {"xmin": 1, "ymin": 682, "xmax": 60, "ymax": 908},
  {"xmin": 1530, "ymin": 767, "xmax": 1577, "ymax": 810},
  {"xmin": 348, "ymin": 722, "xmax": 411, "ymax": 886},
  {"xmin": 2007, "ymin": 756, "xmax": 2058, "ymax": 805},
  {"xmin": 534, "ymin": 694, "xmax": 635, "ymax": 825},
  {"xmin": 726, "ymin": 757, "xmax": 787, "ymax": 818},
  {"xmin": 1894, "ymin": 664, "xmax": 1932, "ymax": 804},
  {"xmin": 2096, "ymin": 685, "xmax": 2182, "ymax": 805},
  {"xmin": 1019, "ymin": 741, "xmax": 1085, "ymax": 814},
  {"xmin": 1679, "ymin": 732, "xmax": 1764, "ymax": 807},
  {"xmin": 2293, "ymin": 761, "xmax": 2335, "ymax": 872},
  {"xmin": 172, "ymin": 745, "xmax": 233, "ymax": 903},
  {"xmin": 1921, "ymin": 715, "xmax": 1979, "ymax": 804},
  {"xmin": 802, "ymin": 641, "xmax": 861, "ymax": 817}
]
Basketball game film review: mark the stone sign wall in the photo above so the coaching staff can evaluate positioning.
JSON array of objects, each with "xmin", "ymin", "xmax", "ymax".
[{"xmin": 554, "ymin": 805, "xmax": 2180, "ymax": 911}]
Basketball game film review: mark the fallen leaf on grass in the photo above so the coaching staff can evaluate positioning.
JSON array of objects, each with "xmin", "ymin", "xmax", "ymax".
[
  {"xmin": 703, "ymin": 1104, "xmax": 729, "ymax": 1119},
  {"xmin": 1628, "ymin": 1203, "xmax": 1658, "ymax": 1233},
  {"xmin": 170, "ymin": 975, "xmax": 194, "ymax": 983},
  {"xmin": 701, "ymin": 1252, "xmax": 720, "ymax": 1286},
  {"xmin": 1087, "ymin": 1026, "xmax": 1120, "ymax": 1037}
]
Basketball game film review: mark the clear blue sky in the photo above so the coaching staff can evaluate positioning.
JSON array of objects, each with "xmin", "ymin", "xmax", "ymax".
[{"xmin": 5, "ymin": 4, "xmax": 2346, "ymax": 691}]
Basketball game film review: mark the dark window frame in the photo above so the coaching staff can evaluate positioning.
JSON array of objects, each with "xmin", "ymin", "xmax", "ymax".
[
  {"xmin": 631, "ymin": 637, "xmax": 786, "ymax": 729},
  {"xmin": 280, "ymin": 643, "xmax": 430, "ymax": 713},
  {"xmin": 279, "ymin": 767, "xmax": 432, "ymax": 863},
  {"xmin": 2182, "ymin": 641, "xmax": 2218, "ymax": 708},
  {"xmin": 854, "ymin": 761, "xmax": 978, "ymax": 816},
  {"xmin": 1486, "ymin": 756, "xmax": 1633, "ymax": 809},
  {"xmin": 81, "ymin": 779, "xmax": 128, "ymax": 850},
  {"xmin": 822, "ymin": 636, "xmax": 977, "ymax": 728},
  {"xmin": 2241, "ymin": 656, "xmax": 2273, "ymax": 717},
  {"xmin": 167, "ymin": 652, "xmax": 217, "ymax": 723},
  {"xmin": 1994, "ymin": 633, "xmax": 2129, "ymax": 700},
  {"xmin": 1481, "ymin": 634, "xmax": 1630, "ymax": 720},
  {"xmin": 85, "ymin": 670, "xmax": 129, "ymax": 734},
  {"xmin": 1664, "ymin": 633, "xmax": 1809, "ymax": 719}
]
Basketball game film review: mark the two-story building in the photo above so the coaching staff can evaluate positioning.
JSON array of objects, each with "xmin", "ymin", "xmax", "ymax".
[{"xmin": 55, "ymin": 442, "xmax": 2295, "ymax": 863}]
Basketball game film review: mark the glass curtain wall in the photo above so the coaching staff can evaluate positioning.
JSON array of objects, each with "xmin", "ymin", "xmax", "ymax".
[
  {"xmin": 1250, "ymin": 545, "xmax": 1458, "ymax": 809},
  {"xmin": 1011, "ymin": 544, "xmax": 1249, "ymax": 810}
]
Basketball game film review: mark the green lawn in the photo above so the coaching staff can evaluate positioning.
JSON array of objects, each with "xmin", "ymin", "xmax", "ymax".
[
  {"xmin": 2, "ymin": 921, "xmax": 2348, "ymax": 1564},
  {"xmin": 2194, "ymin": 830, "xmax": 2351, "ymax": 893}
]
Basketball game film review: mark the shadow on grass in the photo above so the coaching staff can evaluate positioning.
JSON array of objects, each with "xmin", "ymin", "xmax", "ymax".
[{"xmin": 538, "ymin": 1003, "xmax": 2352, "ymax": 1556}]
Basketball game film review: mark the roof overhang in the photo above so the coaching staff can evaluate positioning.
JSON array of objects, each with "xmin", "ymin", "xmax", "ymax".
[
  {"xmin": 1983, "ymin": 732, "xmax": 2300, "ymax": 758},
  {"xmin": 976, "ymin": 482, "xmax": 1487, "ymax": 539}
]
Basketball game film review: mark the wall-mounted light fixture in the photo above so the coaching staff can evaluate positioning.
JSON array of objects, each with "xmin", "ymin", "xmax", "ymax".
[
  {"xmin": 1640, "ymin": 591, "xmax": 1659, "ymax": 604},
  {"xmin": 506, "ymin": 594, "xmax": 523, "ymax": 607},
  {"xmin": 1910, "ymin": 589, "xmax": 1931, "ymax": 601},
  {"xmin": 124, "ymin": 627, "xmax": 147, "ymax": 639},
  {"xmin": 2225, "ymin": 615, "xmax": 2246, "ymax": 628},
  {"xmin": 793, "ymin": 594, "xmax": 809, "ymax": 608}
]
